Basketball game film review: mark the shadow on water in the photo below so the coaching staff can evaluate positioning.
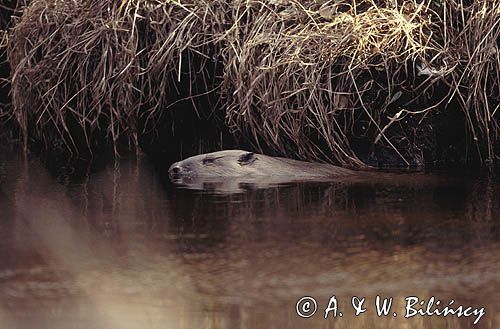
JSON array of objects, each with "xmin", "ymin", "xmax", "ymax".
[{"xmin": 0, "ymin": 148, "xmax": 499, "ymax": 328}]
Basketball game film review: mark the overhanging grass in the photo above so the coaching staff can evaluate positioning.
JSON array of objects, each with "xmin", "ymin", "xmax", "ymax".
[
  {"xmin": 6, "ymin": 0, "xmax": 500, "ymax": 165},
  {"xmin": 8, "ymin": 0, "xmax": 229, "ymax": 154}
]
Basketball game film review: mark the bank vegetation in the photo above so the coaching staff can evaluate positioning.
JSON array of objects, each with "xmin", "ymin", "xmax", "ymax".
[{"xmin": 4, "ymin": 0, "xmax": 500, "ymax": 166}]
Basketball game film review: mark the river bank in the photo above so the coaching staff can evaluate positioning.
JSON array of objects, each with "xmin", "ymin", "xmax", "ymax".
[{"xmin": 1, "ymin": 0, "xmax": 499, "ymax": 167}]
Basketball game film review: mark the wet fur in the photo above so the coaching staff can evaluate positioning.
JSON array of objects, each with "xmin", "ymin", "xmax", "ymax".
[
  {"xmin": 167, "ymin": 150, "xmax": 448, "ymax": 193},
  {"xmin": 168, "ymin": 150, "xmax": 356, "ymax": 179}
]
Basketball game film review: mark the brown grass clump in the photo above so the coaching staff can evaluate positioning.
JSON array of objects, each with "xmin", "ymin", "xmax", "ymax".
[
  {"xmin": 223, "ymin": 1, "xmax": 435, "ymax": 166},
  {"xmin": 8, "ymin": 0, "xmax": 230, "ymax": 154},
  {"xmin": 1, "ymin": 0, "xmax": 28, "ymax": 130},
  {"xmin": 6, "ymin": 0, "xmax": 500, "ymax": 165},
  {"xmin": 437, "ymin": 1, "xmax": 500, "ymax": 162},
  {"xmin": 222, "ymin": 0, "xmax": 499, "ymax": 166}
]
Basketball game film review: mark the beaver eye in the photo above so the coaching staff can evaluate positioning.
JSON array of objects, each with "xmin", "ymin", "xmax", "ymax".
[{"xmin": 202, "ymin": 157, "xmax": 217, "ymax": 165}]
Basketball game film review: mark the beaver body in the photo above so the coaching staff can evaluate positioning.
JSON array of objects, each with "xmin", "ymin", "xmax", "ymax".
[
  {"xmin": 167, "ymin": 150, "xmax": 444, "ymax": 192},
  {"xmin": 168, "ymin": 150, "xmax": 356, "ymax": 180}
]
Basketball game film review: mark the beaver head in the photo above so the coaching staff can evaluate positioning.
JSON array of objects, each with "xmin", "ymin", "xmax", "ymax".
[{"xmin": 168, "ymin": 150, "xmax": 259, "ymax": 180}]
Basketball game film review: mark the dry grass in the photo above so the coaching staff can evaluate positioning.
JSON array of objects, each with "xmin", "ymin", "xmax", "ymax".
[
  {"xmin": 222, "ymin": 0, "xmax": 499, "ymax": 166},
  {"xmin": 438, "ymin": 0, "xmax": 500, "ymax": 162},
  {"xmin": 1, "ymin": 0, "xmax": 28, "ymax": 129},
  {"xmin": 6, "ymin": 0, "xmax": 500, "ymax": 165},
  {"xmin": 223, "ymin": 1, "xmax": 437, "ymax": 166},
  {"xmin": 8, "ymin": 0, "xmax": 229, "ymax": 154}
]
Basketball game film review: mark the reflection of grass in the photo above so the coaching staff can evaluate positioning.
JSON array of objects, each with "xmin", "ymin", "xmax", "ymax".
[{"xmin": 5, "ymin": 0, "xmax": 500, "ymax": 164}]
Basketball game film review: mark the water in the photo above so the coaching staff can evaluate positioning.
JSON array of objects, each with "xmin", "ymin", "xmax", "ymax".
[{"xmin": 0, "ymin": 148, "xmax": 500, "ymax": 328}]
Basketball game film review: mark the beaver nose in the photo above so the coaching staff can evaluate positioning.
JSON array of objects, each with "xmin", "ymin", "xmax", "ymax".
[{"xmin": 168, "ymin": 164, "xmax": 181, "ymax": 176}]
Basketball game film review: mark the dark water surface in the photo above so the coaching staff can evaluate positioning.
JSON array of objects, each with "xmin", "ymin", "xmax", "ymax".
[{"xmin": 1, "ymin": 148, "xmax": 500, "ymax": 329}]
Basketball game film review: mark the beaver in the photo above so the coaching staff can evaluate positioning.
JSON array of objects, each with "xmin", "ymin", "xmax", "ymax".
[
  {"xmin": 168, "ymin": 150, "xmax": 356, "ymax": 180},
  {"xmin": 167, "ymin": 150, "xmax": 446, "ymax": 192}
]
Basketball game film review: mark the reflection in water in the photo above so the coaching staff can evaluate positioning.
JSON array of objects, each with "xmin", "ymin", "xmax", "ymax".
[{"xmin": 0, "ymin": 149, "xmax": 499, "ymax": 328}]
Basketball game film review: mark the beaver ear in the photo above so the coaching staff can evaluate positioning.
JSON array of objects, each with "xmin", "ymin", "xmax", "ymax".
[{"xmin": 238, "ymin": 152, "xmax": 256, "ymax": 165}]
